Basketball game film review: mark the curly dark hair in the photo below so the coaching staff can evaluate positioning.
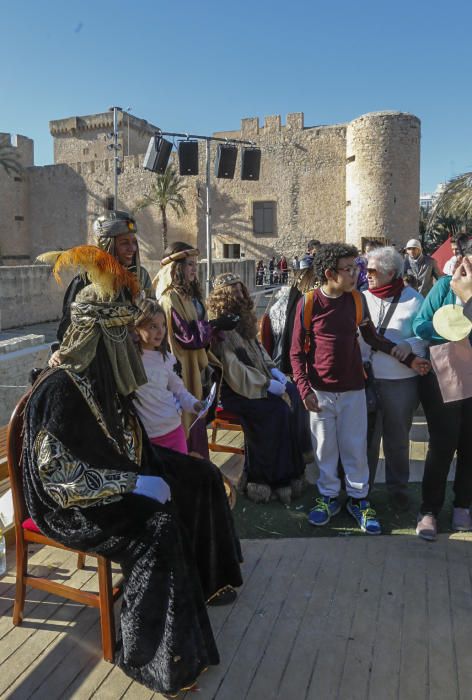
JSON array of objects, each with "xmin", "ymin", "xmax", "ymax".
[
  {"xmin": 207, "ymin": 283, "xmax": 258, "ymax": 339},
  {"xmin": 163, "ymin": 241, "xmax": 203, "ymax": 300},
  {"xmin": 313, "ymin": 243, "xmax": 359, "ymax": 283},
  {"xmin": 463, "ymin": 237, "xmax": 472, "ymax": 256}
]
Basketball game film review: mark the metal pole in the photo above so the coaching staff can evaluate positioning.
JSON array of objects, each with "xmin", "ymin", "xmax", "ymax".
[
  {"xmin": 205, "ymin": 139, "xmax": 212, "ymax": 297},
  {"xmin": 113, "ymin": 107, "xmax": 119, "ymax": 210}
]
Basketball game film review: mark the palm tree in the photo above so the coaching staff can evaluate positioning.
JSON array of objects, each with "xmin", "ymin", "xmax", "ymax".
[
  {"xmin": 422, "ymin": 173, "xmax": 472, "ymax": 253},
  {"xmin": 429, "ymin": 173, "xmax": 472, "ymax": 221},
  {"xmin": 134, "ymin": 166, "xmax": 187, "ymax": 251},
  {"xmin": 0, "ymin": 139, "xmax": 22, "ymax": 177}
]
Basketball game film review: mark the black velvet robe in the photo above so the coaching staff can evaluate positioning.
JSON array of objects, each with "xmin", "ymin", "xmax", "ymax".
[{"xmin": 22, "ymin": 369, "xmax": 242, "ymax": 695}]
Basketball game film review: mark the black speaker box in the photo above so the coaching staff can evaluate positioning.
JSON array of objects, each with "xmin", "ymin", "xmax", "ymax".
[
  {"xmin": 241, "ymin": 147, "xmax": 261, "ymax": 180},
  {"xmin": 143, "ymin": 136, "xmax": 173, "ymax": 173},
  {"xmin": 215, "ymin": 144, "xmax": 238, "ymax": 179},
  {"xmin": 178, "ymin": 141, "xmax": 199, "ymax": 175}
]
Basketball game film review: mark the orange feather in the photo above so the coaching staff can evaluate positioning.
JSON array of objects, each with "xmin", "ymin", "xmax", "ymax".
[{"xmin": 46, "ymin": 245, "xmax": 140, "ymax": 299}]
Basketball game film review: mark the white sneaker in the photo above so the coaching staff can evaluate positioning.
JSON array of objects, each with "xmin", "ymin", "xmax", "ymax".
[
  {"xmin": 452, "ymin": 507, "xmax": 472, "ymax": 532},
  {"xmin": 416, "ymin": 513, "xmax": 437, "ymax": 541}
]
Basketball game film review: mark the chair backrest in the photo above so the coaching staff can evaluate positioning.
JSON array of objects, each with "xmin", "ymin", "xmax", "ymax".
[{"xmin": 6, "ymin": 393, "xmax": 31, "ymax": 527}]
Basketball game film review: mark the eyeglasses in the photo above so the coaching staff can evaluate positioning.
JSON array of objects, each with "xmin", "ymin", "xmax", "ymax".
[{"xmin": 336, "ymin": 266, "xmax": 358, "ymax": 275}]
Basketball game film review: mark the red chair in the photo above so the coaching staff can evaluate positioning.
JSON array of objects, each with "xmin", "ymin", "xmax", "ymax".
[
  {"xmin": 208, "ymin": 407, "xmax": 245, "ymax": 456},
  {"xmin": 7, "ymin": 393, "xmax": 122, "ymax": 662}
]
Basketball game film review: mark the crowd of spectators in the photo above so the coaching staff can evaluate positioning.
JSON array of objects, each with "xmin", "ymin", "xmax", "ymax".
[{"xmin": 18, "ymin": 214, "xmax": 472, "ymax": 694}]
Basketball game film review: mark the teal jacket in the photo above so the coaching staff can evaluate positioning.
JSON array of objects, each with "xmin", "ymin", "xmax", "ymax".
[{"xmin": 412, "ymin": 276, "xmax": 471, "ymax": 346}]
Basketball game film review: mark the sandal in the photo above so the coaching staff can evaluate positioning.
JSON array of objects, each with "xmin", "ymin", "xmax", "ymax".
[{"xmin": 206, "ymin": 585, "xmax": 237, "ymax": 606}]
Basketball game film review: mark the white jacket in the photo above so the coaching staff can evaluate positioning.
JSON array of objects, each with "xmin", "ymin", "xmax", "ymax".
[
  {"xmin": 133, "ymin": 350, "xmax": 198, "ymax": 438},
  {"xmin": 359, "ymin": 286, "xmax": 427, "ymax": 380}
]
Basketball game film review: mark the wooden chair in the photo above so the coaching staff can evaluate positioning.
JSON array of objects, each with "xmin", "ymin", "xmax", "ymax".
[
  {"xmin": 7, "ymin": 393, "xmax": 122, "ymax": 662},
  {"xmin": 208, "ymin": 407, "xmax": 245, "ymax": 456}
]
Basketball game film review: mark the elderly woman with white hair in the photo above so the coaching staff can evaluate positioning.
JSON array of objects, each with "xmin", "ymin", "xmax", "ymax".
[{"xmin": 358, "ymin": 246, "xmax": 428, "ymax": 511}]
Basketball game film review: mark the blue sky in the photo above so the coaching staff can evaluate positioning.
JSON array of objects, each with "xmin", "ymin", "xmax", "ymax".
[{"xmin": 1, "ymin": 0, "xmax": 471, "ymax": 192}]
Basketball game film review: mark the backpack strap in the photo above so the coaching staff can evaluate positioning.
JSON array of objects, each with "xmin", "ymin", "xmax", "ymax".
[
  {"xmin": 351, "ymin": 289, "xmax": 363, "ymax": 326},
  {"xmin": 302, "ymin": 290, "xmax": 315, "ymax": 353}
]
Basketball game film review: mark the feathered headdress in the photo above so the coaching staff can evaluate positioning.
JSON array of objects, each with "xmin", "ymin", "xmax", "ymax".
[{"xmin": 36, "ymin": 245, "xmax": 140, "ymax": 301}]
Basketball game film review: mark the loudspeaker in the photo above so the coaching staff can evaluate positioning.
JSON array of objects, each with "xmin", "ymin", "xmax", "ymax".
[
  {"xmin": 178, "ymin": 141, "xmax": 199, "ymax": 175},
  {"xmin": 143, "ymin": 136, "xmax": 173, "ymax": 173},
  {"xmin": 214, "ymin": 144, "xmax": 238, "ymax": 179},
  {"xmin": 241, "ymin": 147, "xmax": 261, "ymax": 181}
]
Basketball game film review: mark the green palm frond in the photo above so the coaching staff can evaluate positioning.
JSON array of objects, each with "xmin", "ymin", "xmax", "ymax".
[
  {"xmin": 428, "ymin": 172, "xmax": 472, "ymax": 224},
  {"xmin": 133, "ymin": 165, "xmax": 188, "ymax": 252}
]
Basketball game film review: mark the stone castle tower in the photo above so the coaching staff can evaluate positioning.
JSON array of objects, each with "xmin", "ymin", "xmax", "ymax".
[{"xmin": 345, "ymin": 112, "xmax": 420, "ymax": 248}]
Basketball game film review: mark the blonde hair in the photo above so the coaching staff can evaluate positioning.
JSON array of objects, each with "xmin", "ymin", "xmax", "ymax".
[{"xmin": 134, "ymin": 298, "xmax": 169, "ymax": 357}]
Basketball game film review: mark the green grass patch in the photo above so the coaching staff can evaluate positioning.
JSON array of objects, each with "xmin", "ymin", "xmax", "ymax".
[{"xmin": 233, "ymin": 483, "xmax": 456, "ymax": 539}]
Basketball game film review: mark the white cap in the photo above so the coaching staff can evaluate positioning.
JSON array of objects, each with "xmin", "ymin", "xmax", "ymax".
[{"xmin": 405, "ymin": 239, "xmax": 422, "ymax": 249}]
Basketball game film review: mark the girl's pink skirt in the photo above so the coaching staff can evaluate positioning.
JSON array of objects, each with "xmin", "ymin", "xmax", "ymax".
[{"xmin": 150, "ymin": 424, "xmax": 188, "ymax": 454}]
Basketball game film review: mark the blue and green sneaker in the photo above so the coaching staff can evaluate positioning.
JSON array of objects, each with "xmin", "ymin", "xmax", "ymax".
[
  {"xmin": 346, "ymin": 498, "xmax": 381, "ymax": 535},
  {"xmin": 308, "ymin": 496, "xmax": 341, "ymax": 526}
]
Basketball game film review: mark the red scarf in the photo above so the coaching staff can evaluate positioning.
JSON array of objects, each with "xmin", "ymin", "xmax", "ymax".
[{"xmin": 368, "ymin": 277, "xmax": 404, "ymax": 299}]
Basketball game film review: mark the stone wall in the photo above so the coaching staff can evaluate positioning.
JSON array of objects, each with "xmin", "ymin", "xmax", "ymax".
[
  {"xmin": 0, "ymin": 335, "xmax": 49, "ymax": 424},
  {"xmin": 28, "ymin": 164, "xmax": 87, "ymax": 259},
  {"xmin": 208, "ymin": 116, "xmax": 347, "ymax": 261},
  {"xmin": 0, "ymin": 265, "xmax": 68, "ymax": 329},
  {"xmin": 0, "ymin": 134, "xmax": 34, "ymax": 263}
]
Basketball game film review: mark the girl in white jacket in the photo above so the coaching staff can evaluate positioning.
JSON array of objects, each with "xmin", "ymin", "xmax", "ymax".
[{"xmin": 133, "ymin": 299, "xmax": 203, "ymax": 454}]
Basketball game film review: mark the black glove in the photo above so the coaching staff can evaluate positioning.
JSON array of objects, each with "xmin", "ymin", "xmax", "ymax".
[{"xmin": 209, "ymin": 313, "xmax": 240, "ymax": 331}]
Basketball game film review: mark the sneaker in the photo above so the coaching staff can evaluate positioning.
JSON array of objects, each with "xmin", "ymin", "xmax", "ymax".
[
  {"xmin": 347, "ymin": 499, "xmax": 382, "ymax": 535},
  {"xmin": 308, "ymin": 496, "xmax": 341, "ymax": 526},
  {"xmin": 416, "ymin": 512, "xmax": 437, "ymax": 541},
  {"xmin": 452, "ymin": 507, "xmax": 472, "ymax": 532}
]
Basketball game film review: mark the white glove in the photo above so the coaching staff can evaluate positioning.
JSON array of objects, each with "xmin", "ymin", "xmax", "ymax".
[
  {"xmin": 270, "ymin": 368, "xmax": 287, "ymax": 385},
  {"xmin": 268, "ymin": 379, "xmax": 285, "ymax": 396},
  {"xmin": 133, "ymin": 475, "xmax": 171, "ymax": 504}
]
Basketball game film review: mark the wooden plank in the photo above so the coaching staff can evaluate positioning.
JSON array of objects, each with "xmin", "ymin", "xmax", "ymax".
[
  {"xmin": 425, "ymin": 537, "xmax": 460, "ymax": 700},
  {"xmin": 195, "ymin": 539, "xmax": 283, "ymax": 698},
  {"xmin": 213, "ymin": 539, "xmax": 308, "ymax": 700},
  {"xmin": 244, "ymin": 539, "xmax": 322, "ymax": 699},
  {"xmin": 276, "ymin": 538, "xmax": 349, "ymax": 699},
  {"xmin": 336, "ymin": 537, "xmax": 385, "ymax": 700},
  {"xmin": 366, "ymin": 538, "xmax": 403, "ymax": 700},
  {"xmin": 206, "ymin": 539, "xmax": 267, "ymax": 642},
  {"xmin": 305, "ymin": 539, "xmax": 365, "ymax": 700},
  {"xmin": 0, "ymin": 557, "xmax": 105, "ymax": 696},
  {"xmin": 121, "ymin": 679, "xmax": 155, "ymax": 699},
  {"xmin": 0, "ymin": 546, "xmax": 80, "ymax": 635},
  {"xmin": 58, "ymin": 634, "xmax": 115, "ymax": 700},
  {"xmin": 446, "ymin": 536, "xmax": 472, "ymax": 699},
  {"xmin": 397, "ymin": 538, "xmax": 429, "ymax": 700}
]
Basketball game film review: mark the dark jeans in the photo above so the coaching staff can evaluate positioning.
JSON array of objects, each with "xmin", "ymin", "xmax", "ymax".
[
  {"xmin": 419, "ymin": 372, "xmax": 472, "ymax": 515},
  {"xmin": 367, "ymin": 377, "xmax": 419, "ymax": 491}
]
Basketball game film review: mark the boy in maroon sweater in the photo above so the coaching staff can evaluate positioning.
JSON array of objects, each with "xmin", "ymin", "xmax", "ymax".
[{"xmin": 290, "ymin": 243, "xmax": 428, "ymax": 534}]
